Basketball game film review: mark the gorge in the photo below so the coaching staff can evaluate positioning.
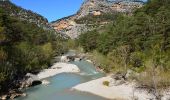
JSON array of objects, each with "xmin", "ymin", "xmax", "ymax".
[{"xmin": 0, "ymin": 0, "xmax": 170, "ymax": 100}]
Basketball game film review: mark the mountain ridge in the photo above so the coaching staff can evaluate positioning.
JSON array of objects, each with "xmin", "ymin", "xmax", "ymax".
[
  {"xmin": 0, "ymin": 1, "xmax": 50, "ymax": 30},
  {"xmin": 0, "ymin": 1, "xmax": 69, "ymax": 38},
  {"xmin": 51, "ymin": 0, "xmax": 144, "ymax": 39}
]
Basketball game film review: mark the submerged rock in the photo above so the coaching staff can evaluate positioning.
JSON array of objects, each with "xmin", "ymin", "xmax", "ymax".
[
  {"xmin": 42, "ymin": 80, "xmax": 50, "ymax": 85},
  {"xmin": 75, "ymin": 58, "xmax": 81, "ymax": 61}
]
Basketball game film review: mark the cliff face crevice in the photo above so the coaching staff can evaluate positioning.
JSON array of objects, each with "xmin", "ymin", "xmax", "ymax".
[{"xmin": 51, "ymin": 0, "xmax": 144, "ymax": 39}]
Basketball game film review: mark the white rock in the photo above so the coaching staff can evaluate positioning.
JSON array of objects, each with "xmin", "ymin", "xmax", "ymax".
[
  {"xmin": 42, "ymin": 80, "xmax": 50, "ymax": 85},
  {"xmin": 86, "ymin": 60, "xmax": 92, "ymax": 63},
  {"xmin": 75, "ymin": 58, "xmax": 81, "ymax": 61},
  {"xmin": 61, "ymin": 56, "xmax": 69, "ymax": 62}
]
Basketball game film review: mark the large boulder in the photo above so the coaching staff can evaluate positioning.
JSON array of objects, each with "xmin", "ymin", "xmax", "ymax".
[
  {"xmin": 67, "ymin": 56, "xmax": 75, "ymax": 62},
  {"xmin": 9, "ymin": 90, "xmax": 26, "ymax": 99},
  {"xmin": 61, "ymin": 56, "xmax": 69, "ymax": 62},
  {"xmin": 20, "ymin": 73, "xmax": 41, "ymax": 89}
]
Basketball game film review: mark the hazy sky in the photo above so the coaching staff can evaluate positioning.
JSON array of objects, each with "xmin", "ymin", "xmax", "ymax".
[{"xmin": 11, "ymin": 0, "xmax": 147, "ymax": 22}]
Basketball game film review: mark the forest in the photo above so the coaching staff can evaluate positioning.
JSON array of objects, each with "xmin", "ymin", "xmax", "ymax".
[
  {"xmin": 0, "ymin": 8, "xmax": 68, "ymax": 94},
  {"xmin": 77, "ymin": 0, "xmax": 170, "ymax": 91},
  {"xmin": 1, "ymin": 0, "xmax": 170, "ymax": 98}
]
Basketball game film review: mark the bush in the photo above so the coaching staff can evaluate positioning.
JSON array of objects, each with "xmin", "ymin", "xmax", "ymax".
[
  {"xmin": 103, "ymin": 81, "xmax": 110, "ymax": 86},
  {"xmin": 77, "ymin": 30, "xmax": 99, "ymax": 52},
  {"xmin": 134, "ymin": 60, "xmax": 170, "ymax": 90},
  {"xmin": 0, "ymin": 7, "xmax": 68, "ymax": 93},
  {"xmin": 66, "ymin": 39, "xmax": 77, "ymax": 49},
  {"xmin": 88, "ymin": 51, "xmax": 114, "ymax": 73}
]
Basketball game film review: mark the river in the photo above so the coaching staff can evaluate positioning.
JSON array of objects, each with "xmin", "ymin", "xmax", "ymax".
[{"xmin": 16, "ymin": 52, "xmax": 109, "ymax": 100}]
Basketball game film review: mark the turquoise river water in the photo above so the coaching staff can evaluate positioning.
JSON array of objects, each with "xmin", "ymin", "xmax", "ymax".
[{"xmin": 16, "ymin": 52, "xmax": 109, "ymax": 100}]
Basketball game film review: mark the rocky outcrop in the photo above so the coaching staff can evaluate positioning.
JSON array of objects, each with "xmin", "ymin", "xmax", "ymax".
[
  {"xmin": 9, "ymin": 90, "xmax": 26, "ymax": 99},
  {"xmin": 51, "ymin": 17, "xmax": 88, "ymax": 39},
  {"xmin": 0, "ymin": 72, "xmax": 42, "ymax": 100},
  {"xmin": 111, "ymin": 1, "xmax": 143, "ymax": 13},
  {"xmin": 20, "ymin": 73, "xmax": 41, "ymax": 89},
  {"xmin": 51, "ymin": 0, "xmax": 144, "ymax": 39},
  {"xmin": 0, "ymin": 90, "xmax": 26, "ymax": 100},
  {"xmin": 76, "ymin": 0, "xmax": 113, "ymax": 19}
]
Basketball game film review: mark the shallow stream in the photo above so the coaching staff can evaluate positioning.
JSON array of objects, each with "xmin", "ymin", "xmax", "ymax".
[{"xmin": 16, "ymin": 51, "xmax": 109, "ymax": 100}]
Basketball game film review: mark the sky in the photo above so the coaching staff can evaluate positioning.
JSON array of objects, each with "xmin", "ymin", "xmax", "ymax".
[
  {"xmin": 11, "ymin": 0, "xmax": 84, "ymax": 22},
  {"xmin": 11, "ymin": 0, "xmax": 147, "ymax": 22}
]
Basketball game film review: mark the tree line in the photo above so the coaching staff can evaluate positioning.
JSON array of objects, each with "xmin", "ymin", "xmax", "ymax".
[
  {"xmin": 77, "ymin": 0, "xmax": 170, "ymax": 91},
  {"xmin": 0, "ymin": 8, "xmax": 68, "ymax": 94}
]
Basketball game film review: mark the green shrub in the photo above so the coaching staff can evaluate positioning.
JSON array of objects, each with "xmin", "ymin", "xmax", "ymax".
[
  {"xmin": 103, "ymin": 81, "xmax": 110, "ymax": 86},
  {"xmin": 0, "ymin": 7, "xmax": 68, "ymax": 93},
  {"xmin": 88, "ymin": 51, "xmax": 114, "ymax": 73},
  {"xmin": 66, "ymin": 39, "xmax": 77, "ymax": 49}
]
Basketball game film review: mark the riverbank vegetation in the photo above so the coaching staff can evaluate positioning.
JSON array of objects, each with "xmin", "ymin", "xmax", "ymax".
[
  {"xmin": 76, "ymin": 0, "xmax": 170, "ymax": 94},
  {"xmin": 0, "ymin": 8, "xmax": 68, "ymax": 94}
]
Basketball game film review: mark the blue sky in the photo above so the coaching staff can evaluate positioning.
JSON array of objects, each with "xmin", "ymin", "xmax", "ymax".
[
  {"xmin": 11, "ymin": 0, "xmax": 147, "ymax": 22},
  {"xmin": 11, "ymin": 0, "xmax": 84, "ymax": 22}
]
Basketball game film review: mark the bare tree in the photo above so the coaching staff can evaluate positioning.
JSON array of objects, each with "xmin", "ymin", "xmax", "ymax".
[
  {"xmin": 117, "ymin": 45, "xmax": 131, "ymax": 79},
  {"xmin": 148, "ymin": 16, "xmax": 162, "ymax": 100}
]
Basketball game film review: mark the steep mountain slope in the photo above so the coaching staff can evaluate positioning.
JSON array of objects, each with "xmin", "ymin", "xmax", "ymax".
[
  {"xmin": 51, "ymin": 0, "xmax": 144, "ymax": 39},
  {"xmin": 77, "ymin": 0, "xmax": 170, "ymax": 98},
  {"xmin": 0, "ymin": 1, "xmax": 68, "ymax": 38},
  {"xmin": 0, "ymin": 1, "xmax": 50, "ymax": 30},
  {"xmin": 0, "ymin": 1, "xmax": 68, "ymax": 96}
]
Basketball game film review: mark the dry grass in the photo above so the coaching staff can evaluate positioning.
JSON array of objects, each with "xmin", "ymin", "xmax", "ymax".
[
  {"xmin": 128, "ymin": 59, "xmax": 170, "ymax": 90},
  {"xmin": 134, "ymin": 67, "xmax": 170, "ymax": 90},
  {"xmin": 157, "ymin": 71, "xmax": 170, "ymax": 88}
]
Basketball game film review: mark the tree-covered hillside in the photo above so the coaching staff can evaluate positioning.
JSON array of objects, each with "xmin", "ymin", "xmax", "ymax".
[
  {"xmin": 0, "ymin": 1, "xmax": 50, "ymax": 30},
  {"xmin": 77, "ymin": 0, "xmax": 170, "ymax": 92},
  {"xmin": 0, "ymin": 8, "xmax": 68, "ymax": 94}
]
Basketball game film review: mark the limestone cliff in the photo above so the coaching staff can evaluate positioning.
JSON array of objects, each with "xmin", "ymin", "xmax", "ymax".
[{"xmin": 51, "ymin": 0, "xmax": 144, "ymax": 39}]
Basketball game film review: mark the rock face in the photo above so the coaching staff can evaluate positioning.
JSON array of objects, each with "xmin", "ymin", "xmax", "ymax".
[
  {"xmin": 51, "ymin": 0, "xmax": 144, "ymax": 39},
  {"xmin": 111, "ymin": 1, "xmax": 143, "ymax": 12},
  {"xmin": 0, "ymin": 90, "xmax": 27, "ymax": 100},
  {"xmin": 76, "ymin": 0, "xmax": 113, "ymax": 18}
]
